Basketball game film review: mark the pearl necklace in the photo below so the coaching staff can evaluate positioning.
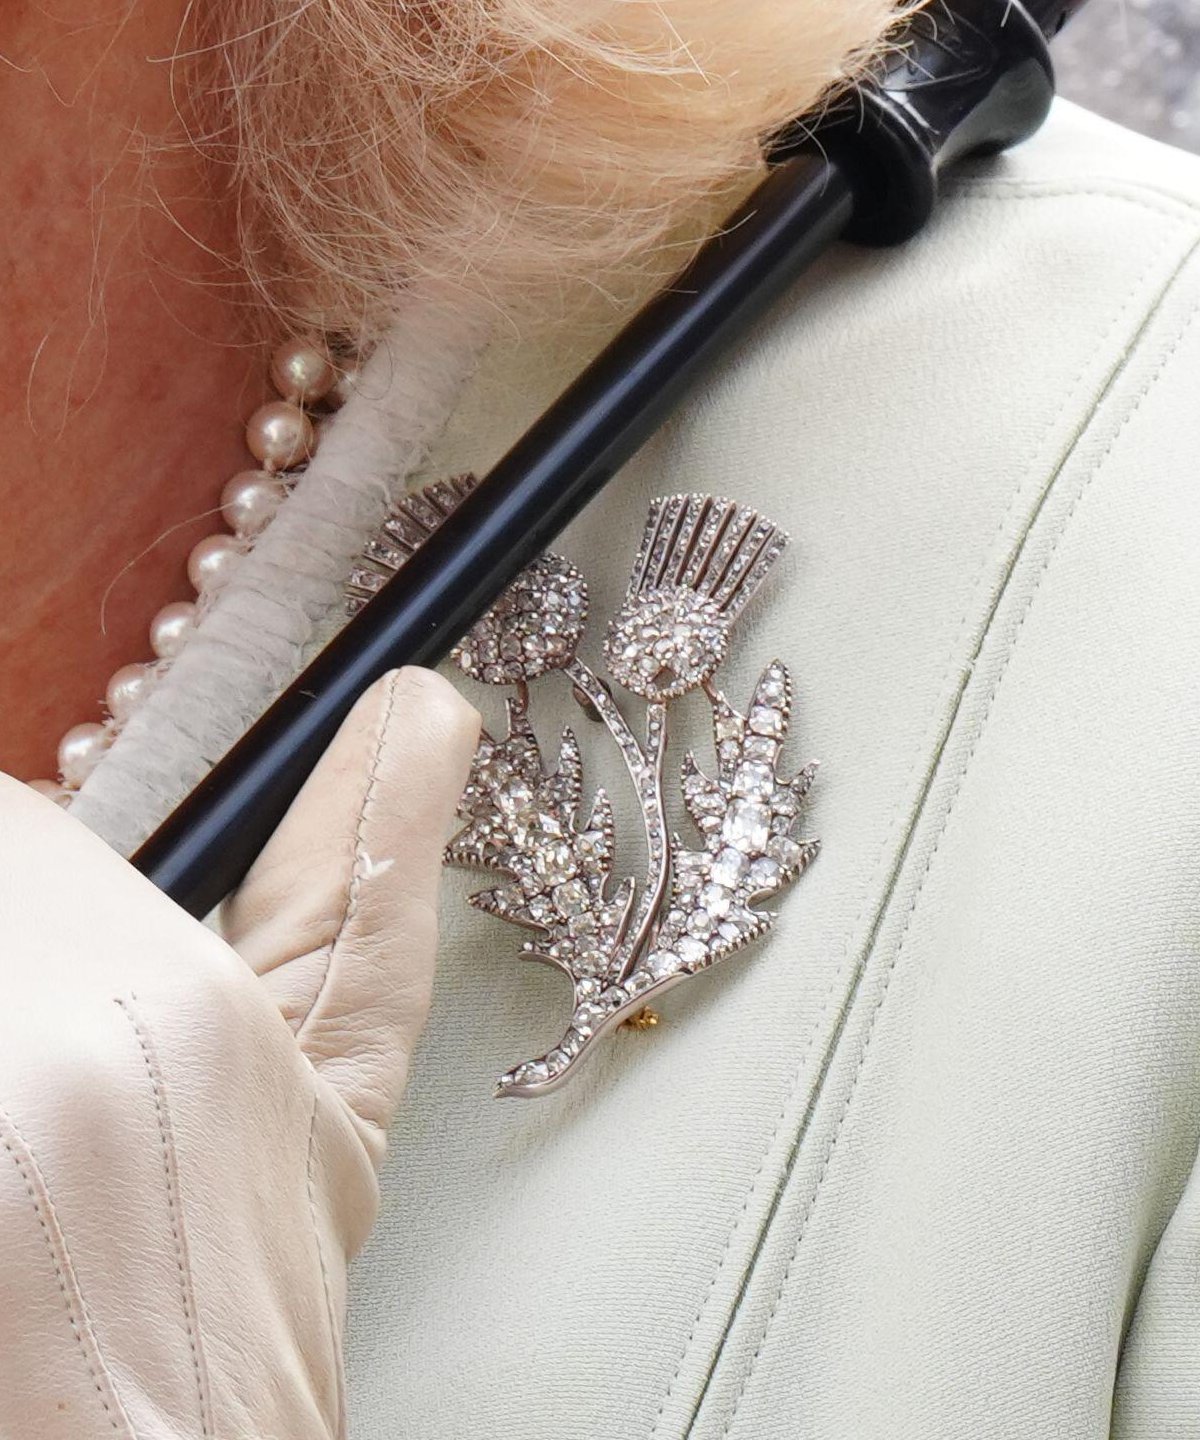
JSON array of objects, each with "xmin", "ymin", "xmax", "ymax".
[{"xmin": 26, "ymin": 338, "xmax": 343, "ymax": 806}]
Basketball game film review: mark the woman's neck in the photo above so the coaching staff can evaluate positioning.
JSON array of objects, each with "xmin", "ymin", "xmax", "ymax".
[{"xmin": 0, "ymin": 2, "xmax": 265, "ymax": 781}]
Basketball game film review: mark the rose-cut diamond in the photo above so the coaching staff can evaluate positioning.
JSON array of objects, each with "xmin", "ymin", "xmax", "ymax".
[
  {"xmin": 453, "ymin": 554, "xmax": 588, "ymax": 684},
  {"xmin": 605, "ymin": 587, "xmax": 730, "ymax": 700},
  {"xmin": 723, "ymin": 800, "xmax": 770, "ymax": 852}
]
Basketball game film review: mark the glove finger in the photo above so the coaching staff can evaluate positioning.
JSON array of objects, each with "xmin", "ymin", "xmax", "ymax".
[{"xmin": 221, "ymin": 667, "xmax": 479, "ymax": 1144}]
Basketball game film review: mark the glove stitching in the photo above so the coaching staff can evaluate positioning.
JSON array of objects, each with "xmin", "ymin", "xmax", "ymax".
[
  {"xmin": 115, "ymin": 998, "xmax": 214, "ymax": 1439},
  {"xmin": 296, "ymin": 670, "xmax": 403, "ymax": 1049},
  {"xmin": 306, "ymin": 1091, "xmax": 347, "ymax": 1439},
  {"xmin": 0, "ymin": 1104, "xmax": 134, "ymax": 1437}
]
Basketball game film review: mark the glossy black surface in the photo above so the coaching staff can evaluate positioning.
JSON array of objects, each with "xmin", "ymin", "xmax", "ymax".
[
  {"xmin": 773, "ymin": 0, "xmax": 1056, "ymax": 243},
  {"xmin": 135, "ymin": 0, "xmax": 1088, "ymax": 916},
  {"xmin": 135, "ymin": 156, "xmax": 855, "ymax": 913}
]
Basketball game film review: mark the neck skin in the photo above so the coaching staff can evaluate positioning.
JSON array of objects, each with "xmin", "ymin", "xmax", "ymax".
[{"xmin": 0, "ymin": 2, "xmax": 265, "ymax": 782}]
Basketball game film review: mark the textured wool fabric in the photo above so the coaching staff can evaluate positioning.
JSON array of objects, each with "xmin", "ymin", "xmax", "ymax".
[
  {"xmin": 334, "ymin": 103, "xmax": 1200, "ymax": 1438},
  {"xmin": 70, "ymin": 285, "xmax": 490, "ymax": 859}
]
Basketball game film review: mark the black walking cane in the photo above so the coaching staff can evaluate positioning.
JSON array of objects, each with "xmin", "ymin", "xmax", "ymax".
[{"xmin": 134, "ymin": 0, "xmax": 1091, "ymax": 916}]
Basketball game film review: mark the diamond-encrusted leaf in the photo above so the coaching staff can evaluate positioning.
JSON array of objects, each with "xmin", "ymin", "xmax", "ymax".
[
  {"xmin": 681, "ymin": 750, "xmax": 726, "ymax": 834},
  {"xmin": 442, "ymin": 497, "xmax": 814, "ymax": 1101},
  {"xmin": 446, "ymin": 699, "xmax": 629, "ymax": 989},
  {"xmin": 628, "ymin": 660, "xmax": 818, "ymax": 992}
]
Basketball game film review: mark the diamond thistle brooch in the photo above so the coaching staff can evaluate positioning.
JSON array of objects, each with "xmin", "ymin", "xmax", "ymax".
[{"xmin": 443, "ymin": 493, "xmax": 819, "ymax": 1098}]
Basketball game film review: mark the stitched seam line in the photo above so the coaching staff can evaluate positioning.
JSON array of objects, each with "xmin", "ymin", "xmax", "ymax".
[
  {"xmin": 943, "ymin": 178, "xmax": 1200, "ymax": 224},
  {"xmin": 718, "ymin": 276, "xmax": 1200, "ymax": 1440},
  {"xmin": 114, "ymin": 997, "xmax": 213, "ymax": 1438},
  {"xmin": 295, "ymin": 670, "xmax": 404, "ymax": 1047},
  {"xmin": 306, "ymin": 1092, "xmax": 347, "ymax": 1439},
  {"xmin": 652, "ymin": 207, "xmax": 1195, "ymax": 1440},
  {"xmin": 0, "ymin": 1104, "xmax": 134, "ymax": 1437}
]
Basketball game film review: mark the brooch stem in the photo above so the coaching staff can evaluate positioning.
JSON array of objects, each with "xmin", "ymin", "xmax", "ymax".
[
  {"xmin": 565, "ymin": 659, "xmax": 671, "ymax": 986},
  {"xmin": 444, "ymin": 495, "xmax": 819, "ymax": 1099}
]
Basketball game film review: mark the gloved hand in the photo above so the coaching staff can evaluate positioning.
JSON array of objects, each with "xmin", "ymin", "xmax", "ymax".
[{"xmin": 0, "ymin": 669, "xmax": 479, "ymax": 1440}]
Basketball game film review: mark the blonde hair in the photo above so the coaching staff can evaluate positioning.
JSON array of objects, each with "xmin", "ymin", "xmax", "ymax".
[{"xmin": 195, "ymin": 1, "xmax": 900, "ymax": 346}]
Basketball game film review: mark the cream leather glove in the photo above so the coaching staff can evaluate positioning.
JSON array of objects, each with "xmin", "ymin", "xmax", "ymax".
[{"xmin": 0, "ymin": 669, "xmax": 479, "ymax": 1440}]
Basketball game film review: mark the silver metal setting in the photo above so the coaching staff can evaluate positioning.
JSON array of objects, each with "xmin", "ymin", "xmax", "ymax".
[
  {"xmin": 344, "ymin": 472, "xmax": 479, "ymax": 614},
  {"xmin": 446, "ymin": 494, "xmax": 820, "ymax": 1099}
]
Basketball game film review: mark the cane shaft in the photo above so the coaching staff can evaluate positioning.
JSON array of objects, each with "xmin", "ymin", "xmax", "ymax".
[
  {"xmin": 134, "ymin": 0, "xmax": 1084, "ymax": 914},
  {"xmin": 135, "ymin": 156, "xmax": 853, "ymax": 913}
]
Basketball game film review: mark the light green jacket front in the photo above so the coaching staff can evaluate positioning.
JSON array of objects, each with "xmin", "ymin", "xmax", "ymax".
[{"xmin": 344, "ymin": 102, "xmax": 1200, "ymax": 1439}]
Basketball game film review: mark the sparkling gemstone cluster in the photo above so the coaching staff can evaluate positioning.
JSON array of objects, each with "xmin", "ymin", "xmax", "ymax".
[
  {"xmin": 605, "ymin": 587, "xmax": 729, "ymax": 700},
  {"xmin": 345, "ymin": 473, "xmax": 480, "ymax": 614},
  {"xmin": 628, "ymin": 661, "xmax": 819, "ymax": 994},
  {"xmin": 625, "ymin": 494, "xmax": 788, "ymax": 624},
  {"xmin": 443, "ymin": 495, "xmax": 818, "ymax": 1100},
  {"xmin": 445, "ymin": 701, "xmax": 632, "ymax": 988},
  {"xmin": 453, "ymin": 555, "xmax": 589, "ymax": 685}
]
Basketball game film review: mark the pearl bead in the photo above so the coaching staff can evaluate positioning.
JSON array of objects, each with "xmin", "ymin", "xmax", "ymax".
[
  {"xmin": 269, "ymin": 339, "xmax": 335, "ymax": 406},
  {"xmin": 245, "ymin": 401, "xmax": 313, "ymax": 471},
  {"xmin": 220, "ymin": 470, "xmax": 286, "ymax": 538},
  {"xmin": 58, "ymin": 722, "xmax": 111, "ymax": 789},
  {"xmin": 150, "ymin": 600, "xmax": 196, "ymax": 659},
  {"xmin": 106, "ymin": 662, "xmax": 155, "ymax": 726},
  {"xmin": 188, "ymin": 533, "xmax": 243, "ymax": 594},
  {"xmin": 27, "ymin": 778, "xmax": 73, "ymax": 807}
]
